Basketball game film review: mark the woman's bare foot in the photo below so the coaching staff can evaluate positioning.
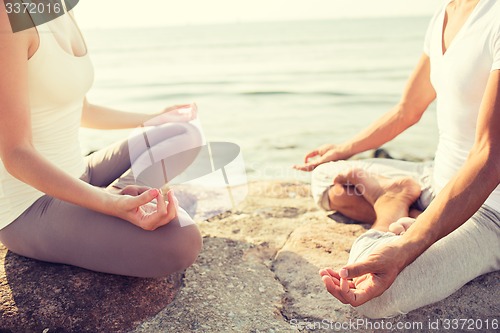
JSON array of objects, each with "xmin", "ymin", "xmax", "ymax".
[{"xmin": 334, "ymin": 168, "xmax": 422, "ymax": 230}]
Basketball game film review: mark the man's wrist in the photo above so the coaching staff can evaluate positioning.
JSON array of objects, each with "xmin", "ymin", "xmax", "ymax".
[
  {"xmin": 338, "ymin": 142, "xmax": 355, "ymax": 159},
  {"xmin": 394, "ymin": 224, "xmax": 439, "ymax": 268}
]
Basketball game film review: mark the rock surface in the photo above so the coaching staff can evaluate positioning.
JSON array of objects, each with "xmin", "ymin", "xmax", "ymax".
[
  {"xmin": 0, "ymin": 248, "xmax": 182, "ymax": 332},
  {"xmin": 1, "ymin": 181, "xmax": 499, "ymax": 332}
]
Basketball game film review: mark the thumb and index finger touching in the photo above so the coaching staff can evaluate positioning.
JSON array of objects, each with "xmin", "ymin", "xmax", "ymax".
[
  {"xmin": 156, "ymin": 189, "xmax": 178, "ymax": 219},
  {"xmin": 135, "ymin": 188, "xmax": 177, "ymax": 213},
  {"xmin": 292, "ymin": 150, "xmax": 324, "ymax": 171},
  {"xmin": 132, "ymin": 188, "xmax": 161, "ymax": 207},
  {"xmin": 130, "ymin": 188, "xmax": 179, "ymax": 230},
  {"xmin": 304, "ymin": 149, "xmax": 320, "ymax": 163}
]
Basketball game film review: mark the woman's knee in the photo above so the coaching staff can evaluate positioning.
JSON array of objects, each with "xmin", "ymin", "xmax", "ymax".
[
  {"xmin": 170, "ymin": 223, "xmax": 203, "ymax": 272},
  {"xmin": 163, "ymin": 122, "xmax": 204, "ymax": 149},
  {"xmin": 182, "ymin": 122, "xmax": 204, "ymax": 147},
  {"xmin": 153, "ymin": 214, "xmax": 203, "ymax": 277}
]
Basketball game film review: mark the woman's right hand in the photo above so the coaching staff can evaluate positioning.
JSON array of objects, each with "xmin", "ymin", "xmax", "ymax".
[
  {"xmin": 112, "ymin": 188, "xmax": 179, "ymax": 231},
  {"xmin": 293, "ymin": 144, "xmax": 350, "ymax": 171},
  {"xmin": 145, "ymin": 103, "xmax": 198, "ymax": 126}
]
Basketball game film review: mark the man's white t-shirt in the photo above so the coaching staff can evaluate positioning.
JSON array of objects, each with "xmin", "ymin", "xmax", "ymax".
[{"xmin": 424, "ymin": 0, "xmax": 500, "ymax": 212}]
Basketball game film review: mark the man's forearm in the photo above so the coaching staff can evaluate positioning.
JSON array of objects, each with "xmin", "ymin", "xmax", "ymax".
[
  {"xmin": 345, "ymin": 104, "xmax": 417, "ymax": 156},
  {"xmin": 346, "ymin": 54, "xmax": 435, "ymax": 157},
  {"xmin": 397, "ymin": 148, "xmax": 499, "ymax": 268}
]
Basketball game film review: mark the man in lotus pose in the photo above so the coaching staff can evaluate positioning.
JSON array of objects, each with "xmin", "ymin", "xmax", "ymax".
[{"xmin": 295, "ymin": 0, "xmax": 500, "ymax": 317}]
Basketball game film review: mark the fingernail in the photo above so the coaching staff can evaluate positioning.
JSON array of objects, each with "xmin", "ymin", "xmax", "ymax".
[{"xmin": 340, "ymin": 268, "xmax": 348, "ymax": 278}]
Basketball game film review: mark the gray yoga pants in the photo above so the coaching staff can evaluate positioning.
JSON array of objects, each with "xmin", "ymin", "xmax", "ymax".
[
  {"xmin": 312, "ymin": 159, "xmax": 500, "ymax": 318},
  {"xmin": 0, "ymin": 123, "xmax": 203, "ymax": 278}
]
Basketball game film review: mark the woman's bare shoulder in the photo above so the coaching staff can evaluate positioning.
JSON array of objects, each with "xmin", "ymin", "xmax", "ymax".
[
  {"xmin": 0, "ymin": 0, "xmax": 12, "ymax": 32},
  {"xmin": 0, "ymin": 1, "xmax": 36, "ymax": 56}
]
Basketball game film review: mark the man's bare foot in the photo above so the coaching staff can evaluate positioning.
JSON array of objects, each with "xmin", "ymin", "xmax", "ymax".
[
  {"xmin": 334, "ymin": 168, "xmax": 421, "ymax": 207},
  {"xmin": 334, "ymin": 168, "xmax": 421, "ymax": 230},
  {"xmin": 389, "ymin": 217, "xmax": 416, "ymax": 235},
  {"xmin": 409, "ymin": 208, "xmax": 423, "ymax": 218},
  {"xmin": 326, "ymin": 183, "xmax": 377, "ymax": 223}
]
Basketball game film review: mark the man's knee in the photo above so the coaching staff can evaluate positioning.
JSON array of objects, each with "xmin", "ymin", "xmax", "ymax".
[
  {"xmin": 311, "ymin": 161, "xmax": 344, "ymax": 210},
  {"xmin": 354, "ymin": 290, "xmax": 403, "ymax": 319},
  {"xmin": 348, "ymin": 234, "xmax": 406, "ymax": 319}
]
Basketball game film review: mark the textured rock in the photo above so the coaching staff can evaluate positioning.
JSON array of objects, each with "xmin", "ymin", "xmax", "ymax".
[
  {"xmin": 173, "ymin": 181, "xmax": 499, "ymax": 333},
  {"xmin": 273, "ymin": 213, "xmax": 367, "ymax": 323},
  {"xmin": 0, "ymin": 247, "xmax": 182, "ymax": 332},
  {"xmin": 1, "ymin": 180, "xmax": 499, "ymax": 332},
  {"xmin": 132, "ymin": 237, "xmax": 290, "ymax": 333}
]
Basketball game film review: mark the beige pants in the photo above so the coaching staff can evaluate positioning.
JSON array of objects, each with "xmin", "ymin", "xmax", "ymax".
[
  {"xmin": 0, "ymin": 123, "xmax": 203, "ymax": 278},
  {"xmin": 311, "ymin": 159, "xmax": 500, "ymax": 318}
]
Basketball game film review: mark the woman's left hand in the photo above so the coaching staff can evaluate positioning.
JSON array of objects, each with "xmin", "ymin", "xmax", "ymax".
[
  {"xmin": 110, "ymin": 187, "xmax": 179, "ymax": 231},
  {"xmin": 106, "ymin": 184, "xmax": 152, "ymax": 196},
  {"xmin": 145, "ymin": 103, "xmax": 198, "ymax": 126},
  {"xmin": 319, "ymin": 242, "xmax": 406, "ymax": 306}
]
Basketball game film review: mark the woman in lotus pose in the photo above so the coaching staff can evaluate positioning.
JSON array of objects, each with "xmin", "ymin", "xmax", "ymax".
[
  {"xmin": 0, "ymin": 2, "xmax": 202, "ymax": 277},
  {"xmin": 295, "ymin": 0, "xmax": 500, "ymax": 318}
]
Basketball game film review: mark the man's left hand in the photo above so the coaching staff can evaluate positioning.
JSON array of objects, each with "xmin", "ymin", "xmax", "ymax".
[{"xmin": 319, "ymin": 243, "xmax": 405, "ymax": 306}]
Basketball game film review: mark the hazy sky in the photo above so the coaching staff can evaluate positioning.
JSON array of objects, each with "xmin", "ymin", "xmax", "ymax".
[{"xmin": 75, "ymin": 0, "xmax": 441, "ymax": 29}]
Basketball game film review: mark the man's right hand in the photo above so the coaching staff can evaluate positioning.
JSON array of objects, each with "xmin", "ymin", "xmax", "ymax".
[{"xmin": 293, "ymin": 144, "xmax": 350, "ymax": 171}]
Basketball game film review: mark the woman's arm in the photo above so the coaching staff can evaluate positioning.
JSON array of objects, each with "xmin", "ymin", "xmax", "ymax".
[
  {"xmin": 294, "ymin": 53, "xmax": 437, "ymax": 171},
  {"xmin": 81, "ymin": 99, "xmax": 152, "ymax": 129},
  {"xmin": 81, "ymin": 99, "xmax": 197, "ymax": 129},
  {"xmin": 0, "ymin": 10, "xmax": 176, "ymax": 231},
  {"xmin": 330, "ymin": 69, "xmax": 500, "ymax": 306}
]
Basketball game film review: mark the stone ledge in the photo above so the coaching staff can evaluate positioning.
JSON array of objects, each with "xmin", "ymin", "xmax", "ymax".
[
  {"xmin": 1, "ymin": 180, "xmax": 499, "ymax": 332},
  {"xmin": 0, "ymin": 247, "xmax": 182, "ymax": 332}
]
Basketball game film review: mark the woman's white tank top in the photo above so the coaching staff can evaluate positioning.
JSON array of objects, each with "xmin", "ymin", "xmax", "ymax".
[{"xmin": 0, "ymin": 13, "xmax": 94, "ymax": 229}]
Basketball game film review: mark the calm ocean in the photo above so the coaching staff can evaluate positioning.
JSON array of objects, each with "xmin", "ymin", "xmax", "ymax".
[{"xmin": 81, "ymin": 17, "xmax": 438, "ymax": 181}]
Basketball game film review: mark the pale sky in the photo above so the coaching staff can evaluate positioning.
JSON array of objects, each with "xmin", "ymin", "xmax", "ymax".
[{"xmin": 75, "ymin": 0, "xmax": 441, "ymax": 29}]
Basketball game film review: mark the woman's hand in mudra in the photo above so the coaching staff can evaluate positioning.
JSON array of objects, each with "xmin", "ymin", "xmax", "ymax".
[
  {"xmin": 145, "ymin": 103, "xmax": 198, "ymax": 126},
  {"xmin": 112, "ymin": 186, "xmax": 179, "ymax": 231}
]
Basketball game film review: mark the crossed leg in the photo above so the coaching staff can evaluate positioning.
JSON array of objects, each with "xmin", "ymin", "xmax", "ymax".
[
  {"xmin": 0, "ymin": 122, "xmax": 204, "ymax": 278},
  {"xmin": 329, "ymin": 168, "xmax": 421, "ymax": 231},
  {"xmin": 312, "ymin": 161, "xmax": 500, "ymax": 318}
]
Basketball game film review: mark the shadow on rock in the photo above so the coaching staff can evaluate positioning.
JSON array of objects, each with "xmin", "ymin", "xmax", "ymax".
[{"xmin": 0, "ymin": 247, "xmax": 182, "ymax": 333}]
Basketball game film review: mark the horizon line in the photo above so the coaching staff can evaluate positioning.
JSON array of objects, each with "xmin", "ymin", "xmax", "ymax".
[{"xmin": 79, "ymin": 14, "xmax": 432, "ymax": 32}]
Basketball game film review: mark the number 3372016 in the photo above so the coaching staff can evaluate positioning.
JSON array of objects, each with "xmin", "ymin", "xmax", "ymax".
[{"xmin": 5, "ymin": 1, "xmax": 62, "ymax": 14}]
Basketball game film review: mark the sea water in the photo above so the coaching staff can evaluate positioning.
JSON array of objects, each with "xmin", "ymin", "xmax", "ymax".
[{"xmin": 81, "ymin": 17, "xmax": 438, "ymax": 181}]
